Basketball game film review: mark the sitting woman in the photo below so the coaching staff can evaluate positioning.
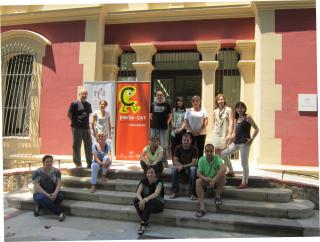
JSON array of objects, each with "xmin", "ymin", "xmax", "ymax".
[
  {"xmin": 32, "ymin": 155, "xmax": 65, "ymax": 221},
  {"xmin": 140, "ymin": 135, "xmax": 164, "ymax": 174},
  {"xmin": 91, "ymin": 132, "xmax": 112, "ymax": 193},
  {"xmin": 133, "ymin": 166, "xmax": 164, "ymax": 235}
]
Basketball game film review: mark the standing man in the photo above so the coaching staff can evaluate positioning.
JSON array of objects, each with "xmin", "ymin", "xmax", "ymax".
[
  {"xmin": 170, "ymin": 132, "xmax": 198, "ymax": 200},
  {"xmin": 149, "ymin": 90, "xmax": 172, "ymax": 167},
  {"xmin": 195, "ymin": 144, "xmax": 226, "ymax": 217},
  {"xmin": 68, "ymin": 88, "xmax": 93, "ymax": 168}
]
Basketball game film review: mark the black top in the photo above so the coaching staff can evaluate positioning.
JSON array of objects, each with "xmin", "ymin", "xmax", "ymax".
[
  {"xmin": 138, "ymin": 178, "xmax": 165, "ymax": 203},
  {"xmin": 173, "ymin": 144, "xmax": 198, "ymax": 165},
  {"xmin": 234, "ymin": 116, "xmax": 251, "ymax": 144},
  {"xmin": 68, "ymin": 100, "xmax": 92, "ymax": 129},
  {"xmin": 150, "ymin": 102, "xmax": 171, "ymax": 129},
  {"xmin": 32, "ymin": 168, "xmax": 61, "ymax": 194}
]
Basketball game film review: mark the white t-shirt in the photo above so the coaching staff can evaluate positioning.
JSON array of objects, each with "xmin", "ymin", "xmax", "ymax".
[{"xmin": 184, "ymin": 108, "xmax": 208, "ymax": 135}]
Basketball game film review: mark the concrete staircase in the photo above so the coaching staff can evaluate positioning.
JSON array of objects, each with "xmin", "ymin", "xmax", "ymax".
[{"xmin": 5, "ymin": 168, "xmax": 320, "ymax": 237}]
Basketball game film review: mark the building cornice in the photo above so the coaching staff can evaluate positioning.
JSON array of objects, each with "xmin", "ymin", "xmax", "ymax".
[
  {"xmin": 253, "ymin": 0, "xmax": 315, "ymax": 10},
  {"xmin": 1, "ymin": 6, "xmax": 104, "ymax": 26},
  {"xmin": 105, "ymin": 4, "xmax": 255, "ymax": 24}
]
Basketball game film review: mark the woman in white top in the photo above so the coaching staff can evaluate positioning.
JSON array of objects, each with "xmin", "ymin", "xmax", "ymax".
[
  {"xmin": 92, "ymin": 100, "xmax": 112, "ymax": 141},
  {"xmin": 184, "ymin": 95, "xmax": 208, "ymax": 157},
  {"xmin": 212, "ymin": 94, "xmax": 234, "ymax": 155}
]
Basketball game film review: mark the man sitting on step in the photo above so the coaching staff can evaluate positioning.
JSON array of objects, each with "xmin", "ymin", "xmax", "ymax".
[
  {"xmin": 195, "ymin": 144, "xmax": 226, "ymax": 217},
  {"xmin": 170, "ymin": 132, "xmax": 198, "ymax": 200},
  {"xmin": 32, "ymin": 155, "xmax": 65, "ymax": 221}
]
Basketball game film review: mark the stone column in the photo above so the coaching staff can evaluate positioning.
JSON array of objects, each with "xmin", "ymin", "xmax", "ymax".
[
  {"xmin": 103, "ymin": 44, "xmax": 122, "ymax": 81},
  {"xmin": 235, "ymin": 40, "xmax": 256, "ymax": 117},
  {"xmin": 131, "ymin": 43, "xmax": 156, "ymax": 82},
  {"xmin": 197, "ymin": 41, "xmax": 221, "ymax": 143}
]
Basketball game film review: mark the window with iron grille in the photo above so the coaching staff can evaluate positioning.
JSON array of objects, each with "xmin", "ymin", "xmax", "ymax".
[
  {"xmin": 117, "ymin": 51, "xmax": 136, "ymax": 82},
  {"xmin": 215, "ymin": 48, "xmax": 241, "ymax": 110},
  {"xmin": 1, "ymin": 43, "xmax": 35, "ymax": 137}
]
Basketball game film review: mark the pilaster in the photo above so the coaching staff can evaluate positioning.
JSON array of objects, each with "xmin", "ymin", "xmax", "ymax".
[
  {"xmin": 196, "ymin": 42, "xmax": 219, "ymax": 143},
  {"xmin": 131, "ymin": 43, "xmax": 157, "ymax": 82},
  {"xmin": 79, "ymin": 12, "xmax": 106, "ymax": 81},
  {"xmin": 132, "ymin": 62, "xmax": 154, "ymax": 82},
  {"xmin": 197, "ymin": 40, "xmax": 220, "ymax": 143},
  {"xmin": 103, "ymin": 44, "xmax": 122, "ymax": 81},
  {"xmin": 254, "ymin": 6, "xmax": 282, "ymax": 166},
  {"xmin": 235, "ymin": 40, "xmax": 256, "ymax": 116}
]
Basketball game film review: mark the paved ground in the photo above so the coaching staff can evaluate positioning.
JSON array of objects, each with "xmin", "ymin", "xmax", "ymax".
[{"xmin": 3, "ymin": 196, "xmax": 266, "ymax": 241}]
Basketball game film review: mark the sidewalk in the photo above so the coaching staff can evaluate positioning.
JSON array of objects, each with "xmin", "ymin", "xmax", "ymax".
[{"xmin": 3, "ymin": 194, "xmax": 265, "ymax": 241}]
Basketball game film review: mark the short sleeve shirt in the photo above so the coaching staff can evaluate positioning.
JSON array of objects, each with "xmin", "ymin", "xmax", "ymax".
[
  {"xmin": 138, "ymin": 178, "xmax": 164, "ymax": 203},
  {"xmin": 32, "ymin": 167, "xmax": 61, "ymax": 194},
  {"xmin": 150, "ymin": 102, "xmax": 171, "ymax": 129},
  {"xmin": 92, "ymin": 142, "xmax": 111, "ymax": 162},
  {"xmin": 68, "ymin": 100, "xmax": 92, "ymax": 129},
  {"xmin": 173, "ymin": 144, "xmax": 198, "ymax": 165},
  {"xmin": 197, "ymin": 155, "xmax": 223, "ymax": 178},
  {"xmin": 143, "ymin": 145, "xmax": 163, "ymax": 164},
  {"xmin": 184, "ymin": 108, "xmax": 208, "ymax": 135}
]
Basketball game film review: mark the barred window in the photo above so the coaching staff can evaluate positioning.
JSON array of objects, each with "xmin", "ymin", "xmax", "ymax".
[
  {"xmin": 1, "ymin": 43, "xmax": 35, "ymax": 137},
  {"xmin": 117, "ymin": 51, "xmax": 136, "ymax": 82},
  {"xmin": 215, "ymin": 48, "xmax": 241, "ymax": 109}
]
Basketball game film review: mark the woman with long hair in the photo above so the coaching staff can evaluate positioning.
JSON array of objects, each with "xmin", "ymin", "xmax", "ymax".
[
  {"xmin": 212, "ymin": 94, "xmax": 233, "ymax": 156},
  {"xmin": 171, "ymin": 96, "xmax": 187, "ymax": 158},
  {"xmin": 221, "ymin": 102, "xmax": 259, "ymax": 188}
]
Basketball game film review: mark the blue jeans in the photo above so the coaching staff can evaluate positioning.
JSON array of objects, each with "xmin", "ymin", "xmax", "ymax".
[
  {"xmin": 171, "ymin": 166, "xmax": 197, "ymax": 196},
  {"xmin": 33, "ymin": 191, "xmax": 64, "ymax": 215},
  {"xmin": 91, "ymin": 156, "xmax": 111, "ymax": 185}
]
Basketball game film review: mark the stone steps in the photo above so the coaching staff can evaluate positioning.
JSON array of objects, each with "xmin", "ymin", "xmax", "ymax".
[
  {"xmin": 62, "ymin": 168, "xmax": 277, "ymax": 188},
  {"xmin": 61, "ymin": 175, "xmax": 293, "ymax": 203},
  {"xmin": 60, "ymin": 187, "xmax": 313, "ymax": 219},
  {"xmin": 5, "ymin": 191, "xmax": 319, "ymax": 237}
]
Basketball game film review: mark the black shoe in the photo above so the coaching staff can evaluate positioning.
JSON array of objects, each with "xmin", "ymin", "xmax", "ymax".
[
  {"xmin": 34, "ymin": 205, "xmax": 40, "ymax": 217},
  {"xmin": 87, "ymin": 164, "xmax": 92, "ymax": 169},
  {"xmin": 58, "ymin": 213, "xmax": 65, "ymax": 222}
]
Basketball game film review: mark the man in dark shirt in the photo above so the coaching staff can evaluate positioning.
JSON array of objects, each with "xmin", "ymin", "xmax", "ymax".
[
  {"xmin": 170, "ymin": 132, "xmax": 198, "ymax": 200},
  {"xmin": 67, "ymin": 88, "xmax": 92, "ymax": 168},
  {"xmin": 150, "ymin": 90, "xmax": 172, "ymax": 167}
]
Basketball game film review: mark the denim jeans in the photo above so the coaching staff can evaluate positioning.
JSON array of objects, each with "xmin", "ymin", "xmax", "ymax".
[
  {"xmin": 150, "ymin": 128, "xmax": 169, "ymax": 162},
  {"xmin": 33, "ymin": 191, "xmax": 64, "ymax": 215},
  {"xmin": 171, "ymin": 166, "xmax": 197, "ymax": 196},
  {"xmin": 221, "ymin": 142, "xmax": 250, "ymax": 184},
  {"xmin": 91, "ymin": 156, "xmax": 111, "ymax": 184}
]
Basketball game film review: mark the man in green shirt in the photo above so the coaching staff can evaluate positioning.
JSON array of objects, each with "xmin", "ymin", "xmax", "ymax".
[{"xmin": 195, "ymin": 143, "xmax": 226, "ymax": 217}]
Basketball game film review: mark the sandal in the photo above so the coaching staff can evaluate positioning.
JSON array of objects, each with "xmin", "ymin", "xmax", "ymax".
[
  {"xmin": 138, "ymin": 221, "xmax": 145, "ymax": 235},
  {"xmin": 195, "ymin": 209, "xmax": 206, "ymax": 217},
  {"xmin": 190, "ymin": 195, "xmax": 197, "ymax": 200},
  {"xmin": 215, "ymin": 196, "xmax": 222, "ymax": 206}
]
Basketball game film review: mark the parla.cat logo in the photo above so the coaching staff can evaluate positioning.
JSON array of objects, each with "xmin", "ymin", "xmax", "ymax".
[{"xmin": 119, "ymin": 86, "xmax": 141, "ymax": 114}]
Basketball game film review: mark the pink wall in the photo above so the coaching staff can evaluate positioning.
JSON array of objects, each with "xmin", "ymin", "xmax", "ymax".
[
  {"xmin": 275, "ymin": 9, "xmax": 318, "ymax": 166},
  {"xmin": 2, "ymin": 21, "xmax": 86, "ymax": 155},
  {"xmin": 105, "ymin": 18, "xmax": 254, "ymax": 49}
]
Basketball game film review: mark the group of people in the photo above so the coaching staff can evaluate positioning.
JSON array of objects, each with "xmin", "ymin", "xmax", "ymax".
[
  {"xmin": 32, "ymin": 88, "xmax": 259, "ymax": 232},
  {"xmin": 133, "ymin": 91, "xmax": 259, "ymax": 234}
]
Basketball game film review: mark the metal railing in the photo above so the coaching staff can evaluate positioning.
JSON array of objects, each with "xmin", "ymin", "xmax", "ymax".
[{"xmin": 1, "ymin": 43, "xmax": 36, "ymax": 137}]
